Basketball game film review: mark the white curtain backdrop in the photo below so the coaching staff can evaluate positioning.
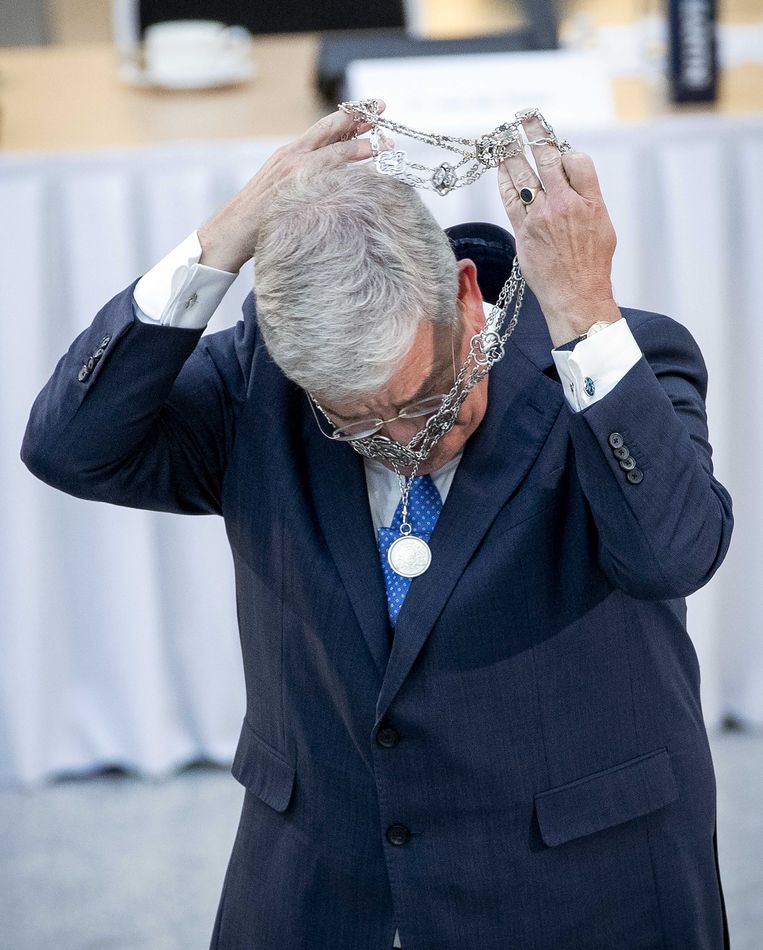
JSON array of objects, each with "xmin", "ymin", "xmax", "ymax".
[{"xmin": 2, "ymin": 112, "xmax": 761, "ymax": 787}]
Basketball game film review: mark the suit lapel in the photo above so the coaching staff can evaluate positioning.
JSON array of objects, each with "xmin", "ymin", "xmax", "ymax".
[
  {"xmin": 302, "ymin": 402, "xmax": 391, "ymax": 679},
  {"xmin": 375, "ymin": 286, "xmax": 564, "ymax": 722}
]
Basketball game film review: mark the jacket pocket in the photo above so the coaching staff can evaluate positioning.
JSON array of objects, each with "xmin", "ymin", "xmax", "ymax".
[
  {"xmin": 230, "ymin": 716, "xmax": 296, "ymax": 813},
  {"xmin": 534, "ymin": 746, "xmax": 678, "ymax": 847}
]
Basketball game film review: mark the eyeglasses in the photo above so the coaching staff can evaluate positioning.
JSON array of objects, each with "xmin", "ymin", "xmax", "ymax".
[
  {"xmin": 310, "ymin": 392, "xmax": 452, "ymax": 442},
  {"xmin": 309, "ymin": 322, "xmax": 459, "ymax": 443}
]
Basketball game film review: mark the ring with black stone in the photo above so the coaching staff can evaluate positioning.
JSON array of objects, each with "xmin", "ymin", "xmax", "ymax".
[{"xmin": 519, "ymin": 186, "xmax": 541, "ymax": 205}]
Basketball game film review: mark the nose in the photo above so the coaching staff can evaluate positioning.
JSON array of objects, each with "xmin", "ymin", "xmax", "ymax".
[{"xmin": 381, "ymin": 418, "xmax": 422, "ymax": 444}]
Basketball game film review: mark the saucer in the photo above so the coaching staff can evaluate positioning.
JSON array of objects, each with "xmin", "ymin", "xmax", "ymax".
[{"xmin": 120, "ymin": 56, "xmax": 257, "ymax": 90}]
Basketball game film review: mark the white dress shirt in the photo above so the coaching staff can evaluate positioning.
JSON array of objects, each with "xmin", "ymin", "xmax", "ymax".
[{"xmin": 132, "ymin": 233, "xmax": 643, "ymax": 950}]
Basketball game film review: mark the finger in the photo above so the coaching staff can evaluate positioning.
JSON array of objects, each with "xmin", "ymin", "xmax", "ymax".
[
  {"xmin": 375, "ymin": 131, "xmax": 394, "ymax": 152},
  {"xmin": 498, "ymin": 156, "xmax": 547, "ymax": 222},
  {"xmin": 560, "ymin": 151, "xmax": 602, "ymax": 200},
  {"xmin": 497, "ymin": 161, "xmax": 531, "ymax": 232},
  {"xmin": 316, "ymin": 137, "xmax": 375, "ymax": 167},
  {"xmin": 499, "ymin": 132, "xmax": 545, "ymax": 209},
  {"xmin": 298, "ymin": 100, "xmax": 386, "ymax": 152},
  {"xmin": 516, "ymin": 108, "xmax": 569, "ymax": 195}
]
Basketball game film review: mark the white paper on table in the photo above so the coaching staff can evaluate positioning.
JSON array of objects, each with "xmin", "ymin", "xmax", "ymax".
[
  {"xmin": 344, "ymin": 49, "xmax": 616, "ymax": 136},
  {"xmin": 569, "ymin": 16, "xmax": 763, "ymax": 78}
]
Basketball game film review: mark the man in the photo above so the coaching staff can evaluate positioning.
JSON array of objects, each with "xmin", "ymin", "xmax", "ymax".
[{"xmin": 21, "ymin": 105, "xmax": 733, "ymax": 949}]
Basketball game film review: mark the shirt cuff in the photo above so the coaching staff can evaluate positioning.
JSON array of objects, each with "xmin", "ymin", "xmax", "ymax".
[
  {"xmin": 551, "ymin": 317, "xmax": 643, "ymax": 412},
  {"xmin": 133, "ymin": 230, "xmax": 238, "ymax": 329}
]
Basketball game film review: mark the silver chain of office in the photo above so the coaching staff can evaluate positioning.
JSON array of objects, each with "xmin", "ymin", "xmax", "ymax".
[
  {"xmin": 338, "ymin": 100, "xmax": 572, "ymax": 196},
  {"xmin": 328, "ymin": 100, "xmax": 567, "ymax": 573}
]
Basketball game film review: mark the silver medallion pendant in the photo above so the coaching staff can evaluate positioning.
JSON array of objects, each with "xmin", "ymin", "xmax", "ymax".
[{"xmin": 387, "ymin": 535, "xmax": 432, "ymax": 578}]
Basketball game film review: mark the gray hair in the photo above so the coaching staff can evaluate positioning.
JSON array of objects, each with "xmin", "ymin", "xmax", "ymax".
[{"xmin": 253, "ymin": 162, "xmax": 459, "ymax": 402}]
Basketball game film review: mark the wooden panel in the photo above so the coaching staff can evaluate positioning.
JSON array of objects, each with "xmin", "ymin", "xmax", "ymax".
[{"xmin": 0, "ymin": 37, "xmax": 323, "ymax": 151}]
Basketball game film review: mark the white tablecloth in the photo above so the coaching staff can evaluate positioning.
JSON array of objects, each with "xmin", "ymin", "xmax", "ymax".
[{"xmin": 2, "ymin": 112, "xmax": 761, "ymax": 786}]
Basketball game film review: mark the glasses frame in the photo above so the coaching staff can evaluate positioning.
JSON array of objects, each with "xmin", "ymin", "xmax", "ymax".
[{"xmin": 310, "ymin": 391, "xmax": 456, "ymax": 443}]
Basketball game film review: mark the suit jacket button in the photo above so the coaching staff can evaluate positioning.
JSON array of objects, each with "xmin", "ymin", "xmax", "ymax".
[
  {"xmin": 613, "ymin": 445, "xmax": 630, "ymax": 460},
  {"xmin": 627, "ymin": 468, "xmax": 644, "ymax": 484},
  {"xmin": 86, "ymin": 356, "xmax": 95, "ymax": 371},
  {"xmin": 608, "ymin": 432, "xmax": 624, "ymax": 449},
  {"xmin": 376, "ymin": 725, "xmax": 400, "ymax": 748},
  {"xmin": 619, "ymin": 456, "xmax": 636, "ymax": 471},
  {"xmin": 386, "ymin": 824, "xmax": 411, "ymax": 846},
  {"xmin": 100, "ymin": 335, "xmax": 111, "ymax": 348},
  {"xmin": 77, "ymin": 365, "xmax": 89, "ymax": 382}
]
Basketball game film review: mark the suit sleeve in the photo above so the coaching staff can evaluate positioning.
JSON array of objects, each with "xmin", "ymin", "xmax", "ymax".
[
  {"xmin": 566, "ymin": 311, "xmax": 733, "ymax": 600},
  {"xmin": 20, "ymin": 278, "xmax": 259, "ymax": 516}
]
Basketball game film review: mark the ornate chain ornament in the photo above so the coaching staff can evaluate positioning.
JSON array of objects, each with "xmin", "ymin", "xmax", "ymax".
[{"xmin": 338, "ymin": 99, "xmax": 572, "ymax": 196}]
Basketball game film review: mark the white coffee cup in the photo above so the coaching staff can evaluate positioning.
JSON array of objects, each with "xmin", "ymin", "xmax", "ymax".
[{"xmin": 142, "ymin": 19, "xmax": 253, "ymax": 87}]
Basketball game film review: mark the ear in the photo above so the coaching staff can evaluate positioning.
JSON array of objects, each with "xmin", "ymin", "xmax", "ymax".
[{"xmin": 456, "ymin": 258, "xmax": 484, "ymax": 334}]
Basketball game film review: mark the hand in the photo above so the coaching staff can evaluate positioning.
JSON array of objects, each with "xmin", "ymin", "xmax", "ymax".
[
  {"xmin": 498, "ymin": 111, "xmax": 620, "ymax": 348},
  {"xmin": 197, "ymin": 103, "xmax": 385, "ymax": 273}
]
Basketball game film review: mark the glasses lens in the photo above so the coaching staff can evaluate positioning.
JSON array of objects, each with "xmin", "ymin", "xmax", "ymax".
[
  {"xmin": 332, "ymin": 420, "xmax": 383, "ymax": 441},
  {"xmin": 399, "ymin": 395, "xmax": 448, "ymax": 419}
]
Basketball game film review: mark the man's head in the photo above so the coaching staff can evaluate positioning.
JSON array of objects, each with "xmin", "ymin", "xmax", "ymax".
[{"xmin": 254, "ymin": 163, "xmax": 488, "ymax": 474}]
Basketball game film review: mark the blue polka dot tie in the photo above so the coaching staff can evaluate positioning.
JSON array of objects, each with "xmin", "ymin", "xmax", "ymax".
[{"xmin": 377, "ymin": 474, "xmax": 443, "ymax": 629}]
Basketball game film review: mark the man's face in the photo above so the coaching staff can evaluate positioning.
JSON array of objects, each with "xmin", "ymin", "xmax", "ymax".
[{"xmin": 318, "ymin": 259, "xmax": 488, "ymax": 476}]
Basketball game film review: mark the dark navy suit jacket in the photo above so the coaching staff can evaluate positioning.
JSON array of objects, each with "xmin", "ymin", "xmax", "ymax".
[{"xmin": 21, "ymin": 223, "xmax": 733, "ymax": 949}]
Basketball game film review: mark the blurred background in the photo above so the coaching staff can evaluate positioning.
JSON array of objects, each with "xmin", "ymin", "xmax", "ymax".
[{"xmin": 1, "ymin": 0, "xmax": 762, "ymax": 947}]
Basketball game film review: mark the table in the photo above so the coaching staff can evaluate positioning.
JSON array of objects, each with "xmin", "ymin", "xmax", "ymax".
[{"xmin": 1, "ymin": 3, "xmax": 762, "ymax": 152}]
